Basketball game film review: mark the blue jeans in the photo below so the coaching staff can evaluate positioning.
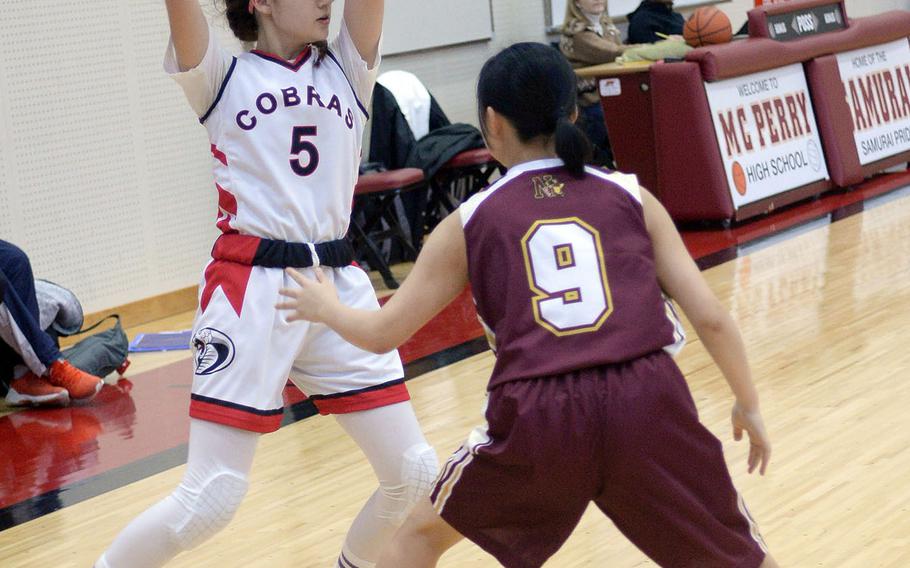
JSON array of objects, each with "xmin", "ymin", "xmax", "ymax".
[
  {"xmin": 579, "ymin": 102, "xmax": 614, "ymax": 168},
  {"xmin": 0, "ymin": 240, "xmax": 61, "ymax": 387}
]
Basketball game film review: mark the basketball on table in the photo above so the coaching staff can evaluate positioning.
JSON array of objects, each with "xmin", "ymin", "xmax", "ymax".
[{"xmin": 683, "ymin": 7, "xmax": 734, "ymax": 47}]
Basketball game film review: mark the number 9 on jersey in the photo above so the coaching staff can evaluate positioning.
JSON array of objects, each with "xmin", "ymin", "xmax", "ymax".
[{"xmin": 521, "ymin": 218, "xmax": 613, "ymax": 336}]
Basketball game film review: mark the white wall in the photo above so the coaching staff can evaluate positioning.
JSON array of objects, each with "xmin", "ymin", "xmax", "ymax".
[
  {"xmin": 382, "ymin": 0, "xmax": 551, "ymax": 132},
  {"xmin": 0, "ymin": 0, "xmax": 907, "ymax": 313},
  {"xmin": 0, "ymin": 3, "xmax": 250, "ymax": 314}
]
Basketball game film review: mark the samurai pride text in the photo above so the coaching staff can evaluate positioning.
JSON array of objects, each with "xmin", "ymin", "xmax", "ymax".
[{"xmin": 845, "ymin": 64, "xmax": 910, "ymax": 133}]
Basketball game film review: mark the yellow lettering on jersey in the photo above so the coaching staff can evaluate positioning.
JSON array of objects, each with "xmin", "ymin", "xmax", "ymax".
[{"xmin": 532, "ymin": 175, "xmax": 567, "ymax": 199}]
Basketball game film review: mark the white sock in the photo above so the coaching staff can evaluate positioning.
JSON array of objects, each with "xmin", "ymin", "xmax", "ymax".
[{"xmin": 337, "ymin": 544, "xmax": 376, "ymax": 568}]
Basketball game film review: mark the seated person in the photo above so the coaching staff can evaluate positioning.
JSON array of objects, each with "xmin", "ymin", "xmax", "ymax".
[
  {"xmin": 627, "ymin": 0, "xmax": 685, "ymax": 44},
  {"xmin": 0, "ymin": 240, "xmax": 103, "ymax": 406},
  {"xmin": 560, "ymin": 0, "xmax": 628, "ymax": 168}
]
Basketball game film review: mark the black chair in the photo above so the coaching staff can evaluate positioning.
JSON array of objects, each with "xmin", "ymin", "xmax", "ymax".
[{"xmin": 349, "ymin": 168, "xmax": 427, "ymax": 289}]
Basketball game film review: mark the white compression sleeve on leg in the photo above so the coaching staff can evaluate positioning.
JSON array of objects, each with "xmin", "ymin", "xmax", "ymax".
[
  {"xmin": 172, "ymin": 470, "xmax": 249, "ymax": 549},
  {"xmin": 334, "ymin": 402, "xmax": 439, "ymax": 566},
  {"xmin": 96, "ymin": 419, "xmax": 259, "ymax": 568}
]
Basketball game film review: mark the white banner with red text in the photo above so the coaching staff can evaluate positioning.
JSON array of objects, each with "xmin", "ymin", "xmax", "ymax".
[
  {"xmin": 705, "ymin": 64, "xmax": 829, "ymax": 209},
  {"xmin": 837, "ymin": 39, "xmax": 910, "ymax": 166}
]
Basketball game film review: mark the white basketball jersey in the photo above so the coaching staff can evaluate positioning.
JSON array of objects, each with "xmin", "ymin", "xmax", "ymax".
[{"xmin": 202, "ymin": 45, "xmax": 369, "ymax": 243}]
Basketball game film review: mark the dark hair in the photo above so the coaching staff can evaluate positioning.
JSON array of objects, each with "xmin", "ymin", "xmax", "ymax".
[
  {"xmin": 222, "ymin": 0, "xmax": 328, "ymax": 64},
  {"xmin": 477, "ymin": 42, "xmax": 591, "ymax": 178},
  {"xmin": 223, "ymin": 0, "xmax": 259, "ymax": 42}
]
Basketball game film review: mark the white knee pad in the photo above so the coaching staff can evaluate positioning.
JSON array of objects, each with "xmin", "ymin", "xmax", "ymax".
[
  {"xmin": 403, "ymin": 442, "xmax": 439, "ymax": 504},
  {"xmin": 174, "ymin": 471, "xmax": 249, "ymax": 550},
  {"xmin": 378, "ymin": 443, "xmax": 438, "ymax": 524}
]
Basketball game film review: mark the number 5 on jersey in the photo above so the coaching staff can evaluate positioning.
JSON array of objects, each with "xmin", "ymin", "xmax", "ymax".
[
  {"xmin": 290, "ymin": 126, "xmax": 319, "ymax": 176},
  {"xmin": 521, "ymin": 218, "xmax": 613, "ymax": 336}
]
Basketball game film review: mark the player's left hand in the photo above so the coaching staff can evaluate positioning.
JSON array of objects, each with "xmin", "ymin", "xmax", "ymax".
[
  {"xmin": 276, "ymin": 267, "xmax": 339, "ymax": 323},
  {"xmin": 731, "ymin": 402, "xmax": 772, "ymax": 476}
]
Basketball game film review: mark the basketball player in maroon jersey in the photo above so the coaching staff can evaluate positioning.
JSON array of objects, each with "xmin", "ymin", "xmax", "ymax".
[{"xmin": 278, "ymin": 43, "xmax": 777, "ymax": 568}]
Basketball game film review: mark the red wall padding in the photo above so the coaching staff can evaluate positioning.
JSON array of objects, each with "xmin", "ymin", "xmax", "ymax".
[
  {"xmin": 650, "ymin": 62, "xmax": 734, "ymax": 221},
  {"xmin": 805, "ymin": 55, "xmax": 865, "ymax": 187}
]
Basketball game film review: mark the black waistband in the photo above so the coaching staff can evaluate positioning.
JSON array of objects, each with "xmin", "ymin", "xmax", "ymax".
[
  {"xmin": 211, "ymin": 234, "xmax": 354, "ymax": 268},
  {"xmin": 254, "ymin": 238, "xmax": 354, "ymax": 268}
]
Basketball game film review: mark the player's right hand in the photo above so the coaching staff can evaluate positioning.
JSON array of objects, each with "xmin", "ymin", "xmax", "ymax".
[
  {"xmin": 276, "ymin": 267, "xmax": 339, "ymax": 323},
  {"xmin": 731, "ymin": 402, "xmax": 771, "ymax": 475}
]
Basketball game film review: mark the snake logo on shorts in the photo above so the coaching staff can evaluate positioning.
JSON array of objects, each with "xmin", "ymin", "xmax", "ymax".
[{"xmin": 193, "ymin": 327, "xmax": 235, "ymax": 376}]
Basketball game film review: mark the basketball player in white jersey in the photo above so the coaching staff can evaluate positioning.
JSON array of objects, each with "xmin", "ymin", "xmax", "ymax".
[{"xmin": 95, "ymin": 2, "xmax": 437, "ymax": 567}]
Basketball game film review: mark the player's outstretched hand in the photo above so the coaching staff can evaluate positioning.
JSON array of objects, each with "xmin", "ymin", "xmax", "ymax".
[
  {"xmin": 276, "ymin": 267, "xmax": 339, "ymax": 323},
  {"xmin": 731, "ymin": 402, "xmax": 771, "ymax": 475}
]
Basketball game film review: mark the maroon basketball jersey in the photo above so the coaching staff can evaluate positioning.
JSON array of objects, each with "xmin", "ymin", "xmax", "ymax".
[{"xmin": 460, "ymin": 159, "xmax": 679, "ymax": 388}]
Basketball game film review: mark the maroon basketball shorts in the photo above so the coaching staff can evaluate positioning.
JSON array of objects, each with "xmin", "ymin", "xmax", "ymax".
[{"xmin": 430, "ymin": 350, "xmax": 767, "ymax": 568}]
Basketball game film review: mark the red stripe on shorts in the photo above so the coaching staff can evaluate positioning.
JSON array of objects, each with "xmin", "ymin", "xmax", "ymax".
[
  {"xmin": 190, "ymin": 397, "xmax": 283, "ymax": 433},
  {"xmin": 310, "ymin": 382, "xmax": 410, "ymax": 415},
  {"xmin": 199, "ymin": 260, "xmax": 253, "ymax": 317},
  {"xmin": 211, "ymin": 233, "xmax": 261, "ymax": 265}
]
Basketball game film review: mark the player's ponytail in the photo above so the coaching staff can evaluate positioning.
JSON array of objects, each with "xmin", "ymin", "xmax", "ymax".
[
  {"xmin": 477, "ymin": 43, "xmax": 591, "ymax": 179},
  {"xmin": 224, "ymin": 0, "xmax": 259, "ymax": 42},
  {"xmin": 554, "ymin": 117, "xmax": 589, "ymax": 178}
]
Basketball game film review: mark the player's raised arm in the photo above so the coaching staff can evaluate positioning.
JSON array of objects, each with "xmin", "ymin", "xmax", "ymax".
[
  {"xmin": 642, "ymin": 188, "xmax": 771, "ymax": 475},
  {"xmin": 344, "ymin": 0, "xmax": 384, "ymax": 67},
  {"xmin": 165, "ymin": 0, "xmax": 209, "ymax": 71},
  {"xmin": 278, "ymin": 212, "xmax": 469, "ymax": 353}
]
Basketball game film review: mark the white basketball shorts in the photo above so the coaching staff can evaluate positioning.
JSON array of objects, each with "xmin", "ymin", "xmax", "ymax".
[{"xmin": 189, "ymin": 261, "xmax": 407, "ymax": 433}]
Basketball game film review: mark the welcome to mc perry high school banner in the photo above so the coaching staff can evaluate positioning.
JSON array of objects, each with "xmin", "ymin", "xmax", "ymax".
[
  {"xmin": 837, "ymin": 39, "xmax": 910, "ymax": 166},
  {"xmin": 705, "ymin": 64, "xmax": 829, "ymax": 210}
]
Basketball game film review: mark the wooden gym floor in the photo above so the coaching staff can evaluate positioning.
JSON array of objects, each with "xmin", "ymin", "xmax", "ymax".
[{"xmin": 0, "ymin": 173, "xmax": 909, "ymax": 566}]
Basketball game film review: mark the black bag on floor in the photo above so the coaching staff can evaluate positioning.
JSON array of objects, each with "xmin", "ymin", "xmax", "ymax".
[{"xmin": 61, "ymin": 315, "xmax": 130, "ymax": 378}]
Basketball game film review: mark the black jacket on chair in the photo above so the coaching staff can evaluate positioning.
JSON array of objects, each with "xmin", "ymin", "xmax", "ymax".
[
  {"xmin": 368, "ymin": 83, "xmax": 451, "ymax": 170},
  {"xmin": 404, "ymin": 123, "xmax": 485, "ymax": 180},
  {"xmin": 368, "ymin": 84, "xmax": 415, "ymax": 170}
]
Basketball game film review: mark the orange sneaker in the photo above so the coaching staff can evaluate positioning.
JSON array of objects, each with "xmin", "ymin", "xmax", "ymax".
[
  {"xmin": 5, "ymin": 373, "xmax": 70, "ymax": 406},
  {"xmin": 46, "ymin": 360, "xmax": 103, "ymax": 402}
]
